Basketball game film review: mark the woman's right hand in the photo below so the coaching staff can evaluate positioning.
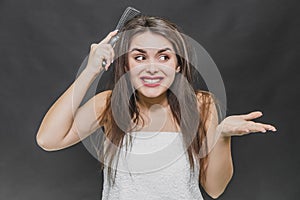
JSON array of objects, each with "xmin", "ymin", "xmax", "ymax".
[{"xmin": 85, "ymin": 30, "xmax": 118, "ymax": 74}]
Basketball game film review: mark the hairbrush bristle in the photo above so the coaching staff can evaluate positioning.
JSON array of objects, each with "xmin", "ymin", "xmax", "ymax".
[{"xmin": 115, "ymin": 7, "xmax": 141, "ymax": 31}]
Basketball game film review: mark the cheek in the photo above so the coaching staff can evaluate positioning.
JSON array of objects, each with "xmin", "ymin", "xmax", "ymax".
[
  {"xmin": 163, "ymin": 63, "xmax": 177, "ymax": 75},
  {"xmin": 127, "ymin": 71, "xmax": 140, "ymax": 88}
]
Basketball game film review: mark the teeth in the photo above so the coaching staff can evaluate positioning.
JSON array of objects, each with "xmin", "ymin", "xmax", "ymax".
[{"xmin": 143, "ymin": 79, "xmax": 161, "ymax": 83}]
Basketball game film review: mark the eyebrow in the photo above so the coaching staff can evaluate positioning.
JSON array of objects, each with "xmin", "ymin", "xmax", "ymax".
[{"xmin": 129, "ymin": 47, "xmax": 173, "ymax": 54}]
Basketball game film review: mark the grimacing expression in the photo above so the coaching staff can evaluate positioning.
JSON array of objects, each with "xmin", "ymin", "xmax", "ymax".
[{"xmin": 126, "ymin": 31, "xmax": 180, "ymax": 98}]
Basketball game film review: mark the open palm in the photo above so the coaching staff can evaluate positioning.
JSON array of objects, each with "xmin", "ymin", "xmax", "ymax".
[{"xmin": 219, "ymin": 111, "xmax": 277, "ymax": 138}]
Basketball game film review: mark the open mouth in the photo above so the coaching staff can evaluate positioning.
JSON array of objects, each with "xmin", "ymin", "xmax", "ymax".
[{"xmin": 140, "ymin": 76, "xmax": 164, "ymax": 86}]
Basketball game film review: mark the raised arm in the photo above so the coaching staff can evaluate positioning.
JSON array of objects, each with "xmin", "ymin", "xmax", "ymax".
[
  {"xmin": 36, "ymin": 30, "xmax": 117, "ymax": 151},
  {"xmin": 36, "ymin": 88, "xmax": 111, "ymax": 151}
]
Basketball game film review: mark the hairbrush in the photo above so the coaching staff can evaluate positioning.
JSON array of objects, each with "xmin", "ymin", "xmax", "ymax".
[{"xmin": 102, "ymin": 6, "xmax": 141, "ymax": 67}]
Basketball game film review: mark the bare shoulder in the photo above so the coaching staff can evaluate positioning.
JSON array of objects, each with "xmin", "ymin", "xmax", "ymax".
[
  {"xmin": 195, "ymin": 90, "xmax": 215, "ymax": 105},
  {"xmin": 195, "ymin": 90, "xmax": 220, "ymax": 125},
  {"xmin": 94, "ymin": 90, "xmax": 112, "ymax": 102}
]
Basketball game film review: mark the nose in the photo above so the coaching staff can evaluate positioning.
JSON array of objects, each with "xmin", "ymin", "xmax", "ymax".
[{"xmin": 145, "ymin": 61, "xmax": 159, "ymax": 74}]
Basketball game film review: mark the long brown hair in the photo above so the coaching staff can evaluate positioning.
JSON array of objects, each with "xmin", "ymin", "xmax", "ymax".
[{"xmin": 95, "ymin": 15, "xmax": 220, "ymax": 187}]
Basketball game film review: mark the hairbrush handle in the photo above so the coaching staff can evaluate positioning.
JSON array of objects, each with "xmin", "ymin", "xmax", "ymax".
[{"xmin": 102, "ymin": 35, "xmax": 120, "ymax": 68}]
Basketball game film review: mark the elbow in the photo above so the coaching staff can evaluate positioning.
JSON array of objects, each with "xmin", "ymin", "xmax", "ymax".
[
  {"xmin": 36, "ymin": 134, "xmax": 59, "ymax": 152},
  {"xmin": 207, "ymin": 185, "xmax": 228, "ymax": 199},
  {"xmin": 207, "ymin": 189, "xmax": 225, "ymax": 199},
  {"xmin": 206, "ymin": 169, "xmax": 234, "ymax": 199}
]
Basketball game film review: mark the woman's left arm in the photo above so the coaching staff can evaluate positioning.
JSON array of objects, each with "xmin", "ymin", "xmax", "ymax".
[
  {"xmin": 202, "ymin": 126, "xmax": 233, "ymax": 199},
  {"xmin": 201, "ymin": 101, "xmax": 276, "ymax": 199}
]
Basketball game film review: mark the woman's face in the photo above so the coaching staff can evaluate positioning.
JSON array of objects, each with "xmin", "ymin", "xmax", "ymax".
[{"xmin": 126, "ymin": 31, "xmax": 180, "ymax": 98}]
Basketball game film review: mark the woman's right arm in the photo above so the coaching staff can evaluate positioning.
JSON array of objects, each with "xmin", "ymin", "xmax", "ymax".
[{"xmin": 36, "ymin": 30, "xmax": 118, "ymax": 151}]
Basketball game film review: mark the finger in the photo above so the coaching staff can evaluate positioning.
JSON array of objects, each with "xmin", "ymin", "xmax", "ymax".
[
  {"xmin": 104, "ymin": 56, "xmax": 113, "ymax": 71},
  {"xmin": 110, "ymin": 46, "xmax": 115, "ymax": 63},
  {"xmin": 240, "ymin": 111, "xmax": 263, "ymax": 121},
  {"xmin": 253, "ymin": 122, "xmax": 277, "ymax": 132},
  {"xmin": 236, "ymin": 127, "xmax": 252, "ymax": 135},
  {"xmin": 90, "ymin": 43, "xmax": 97, "ymax": 51},
  {"xmin": 107, "ymin": 45, "xmax": 115, "ymax": 64},
  {"xmin": 101, "ymin": 52, "xmax": 111, "ymax": 64},
  {"xmin": 245, "ymin": 121, "xmax": 269, "ymax": 133},
  {"xmin": 103, "ymin": 50, "xmax": 114, "ymax": 70},
  {"xmin": 96, "ymin": 48, "xmax": 110, "ymax": 65},
  {"xmin": 245, "ymin": 127, "xmax": 266, "ymax": 134},
  {"xmin": 99, "ymin": 30, "xmax": 119, "ymax": 45},
  {"xmin": 94, "ymin": 48, "xmax": 109, "ymax": 60},
  {"xmin": 104, "ymin": 62, "xmax": 110, "ymax": 71},
  {"xmin": 103, "ymin": 44, "xmax": 114, "ymax": 64}
]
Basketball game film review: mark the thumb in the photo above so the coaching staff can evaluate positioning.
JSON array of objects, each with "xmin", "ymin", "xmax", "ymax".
[
  {"xmin": 240, "ymin": 111, "xmax": 263, "ymax": 120},
  {"xmin": 99, "ymin": 30, "xmax": 119, "ymax": 45}
]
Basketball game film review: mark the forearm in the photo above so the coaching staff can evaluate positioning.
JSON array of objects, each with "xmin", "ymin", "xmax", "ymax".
[
  {"xmin": 203, "ymin": 124, "xmax": 234, "ymax": 199},
  {"xmin": 36, "ymin": 68, "xmax": 100, "ymax": 145}
]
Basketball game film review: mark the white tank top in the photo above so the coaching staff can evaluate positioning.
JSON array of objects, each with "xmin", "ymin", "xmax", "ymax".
[{"xmin": 101, "ymin": 131, "xmax": 204, "ymax": 200}]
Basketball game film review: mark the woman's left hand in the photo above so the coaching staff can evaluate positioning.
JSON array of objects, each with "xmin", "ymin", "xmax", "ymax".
[{"xmin": 218, "ymin": 111, "xmax": 277, "ymax": 138}]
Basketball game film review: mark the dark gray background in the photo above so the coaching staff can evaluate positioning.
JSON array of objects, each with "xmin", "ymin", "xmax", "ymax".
[{"xmin": 1, "ymin": 0, "xmax": 299, "ymax": 199}]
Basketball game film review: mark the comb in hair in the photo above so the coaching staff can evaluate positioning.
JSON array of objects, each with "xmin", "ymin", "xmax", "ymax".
[
  {"xmin": 115, "ymin": 7, "xmax": 141, "ymax": 31},
  {"xmin": 102, "ymin": 7, "xmax": 141, "ymax": 67}
]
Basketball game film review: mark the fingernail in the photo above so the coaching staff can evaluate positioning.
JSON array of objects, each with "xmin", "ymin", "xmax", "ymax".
[{"xmin": 270, "ymin": 126, "xmax": 277, "ymax": 131}]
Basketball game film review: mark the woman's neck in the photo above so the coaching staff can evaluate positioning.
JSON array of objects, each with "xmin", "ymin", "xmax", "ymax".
[{"xmin": 136, "ymin": 91, "xmax": 169, "ymax": 111}]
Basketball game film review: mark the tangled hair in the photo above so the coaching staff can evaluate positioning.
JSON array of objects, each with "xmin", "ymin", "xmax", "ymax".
[{"xmin": 95, "ymin": 15, "xmax": 221, "ymax": 188}]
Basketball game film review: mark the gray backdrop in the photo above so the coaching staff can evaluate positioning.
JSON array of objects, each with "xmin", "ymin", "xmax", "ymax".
[{"xmin": 0, "ymin": 0, "xmax": 299, "ymax": 199}]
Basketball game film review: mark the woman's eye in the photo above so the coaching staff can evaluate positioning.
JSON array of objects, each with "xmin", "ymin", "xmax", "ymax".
[
  {"xmin": 134, "ymin": 55, "xmax": 145, "ymax": 61},
  {"xmin": 159, "ymin": 55, "xmax": 169, "ymax": 61}
]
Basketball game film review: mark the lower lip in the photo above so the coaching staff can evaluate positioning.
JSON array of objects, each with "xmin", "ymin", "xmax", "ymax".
[{"xmin": 141, "ymin": 79, "xmax": 163, "ymax": 87}]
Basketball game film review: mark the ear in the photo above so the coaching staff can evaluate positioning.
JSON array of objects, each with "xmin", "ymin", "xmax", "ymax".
[
  {"xmin": 176, "ymin": 66, "xmax": 181, "ymax": 73},
  {"xmin": 124, "ymin": 65, "xmax": 129, "ymax": 72}
]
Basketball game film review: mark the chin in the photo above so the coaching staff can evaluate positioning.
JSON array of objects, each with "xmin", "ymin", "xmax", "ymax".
[{"xmin": 137, "ymin": 87, "xmax": 166, "ymax": 98}]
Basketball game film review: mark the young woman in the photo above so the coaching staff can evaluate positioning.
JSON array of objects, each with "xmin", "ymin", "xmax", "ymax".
[{"xmin": 36, "ymin": 15, "xmax": 277, "ymax": 199}]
